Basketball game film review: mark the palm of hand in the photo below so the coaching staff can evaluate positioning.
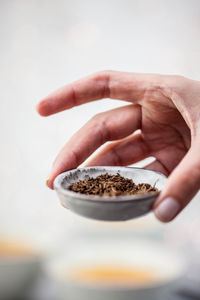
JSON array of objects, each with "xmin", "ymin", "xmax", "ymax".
[{"xmin": 139, "ymin": 93, "xmax": 190, "ymax": 175}]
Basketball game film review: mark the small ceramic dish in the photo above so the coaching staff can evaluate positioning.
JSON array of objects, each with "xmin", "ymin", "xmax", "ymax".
[{"xmin": 54, "ymin": 166, "xmax": 167, "ymax": 221}]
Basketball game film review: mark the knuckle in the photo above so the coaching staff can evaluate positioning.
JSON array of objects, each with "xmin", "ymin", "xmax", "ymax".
[
  {"xmin": 92, "ymin": 112, "xmax": 104, "ymax": 122},
  {"xmin": 99, "ymin": 69, "xmax": 114, "ymax": 76},
  {"xmin": 91, "ymin": 113, "xmax": 110, "ymax": 141},
  {"xmin": 92, "ymin": 70, "xmax": 114, "ymax": 98},
  {"xmin": 165, "ymin": 74, "xmax": 185, "ymax": 82},
  {"xmin": 172, "ymin": 74, "xmax": 184, "ymax": 81},
  {"xmin": 162, "ymin": 74, "xmax": 188, "ymax": 99},
  {"xmin": 93, "ymin": 70, "xmax": 114, "ymax": 80},
  {"xmin": 190, "ymin": 163, "xmax": 200, "ymax": 181}
]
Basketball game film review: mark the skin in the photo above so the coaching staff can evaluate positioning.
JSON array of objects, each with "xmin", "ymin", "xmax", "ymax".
[{"xmin": 36, "ymin": 71, "xmax": 200, "ymax": 222}]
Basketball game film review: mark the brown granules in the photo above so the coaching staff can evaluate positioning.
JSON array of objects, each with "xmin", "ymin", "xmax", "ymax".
[{"xmin": 69, "ymin": 173, "xmax": 158, "ymax": 196}]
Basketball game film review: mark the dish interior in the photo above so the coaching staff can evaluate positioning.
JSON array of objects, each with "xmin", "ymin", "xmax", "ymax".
[{"xmin": 56, "ymin": 167, "xmax": 166, "ymax": 200}]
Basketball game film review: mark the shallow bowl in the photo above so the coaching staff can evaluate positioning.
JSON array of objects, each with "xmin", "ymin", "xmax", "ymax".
[
  {"xmin": 54, "ymin": 167, "xmax": 167, "ymax": 221},
  {"xmin": 45, "ymin": 238, "xmax": 186, "ymax": 300},
  {"xmin": 0, "ymin": 240, "xmax": 42, "ymax": 300}
]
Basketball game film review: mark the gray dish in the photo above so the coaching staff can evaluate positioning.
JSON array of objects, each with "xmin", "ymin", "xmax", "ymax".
[{"xmin": 54, "ymin": 166, "xmax": 167, "ymax": 221}]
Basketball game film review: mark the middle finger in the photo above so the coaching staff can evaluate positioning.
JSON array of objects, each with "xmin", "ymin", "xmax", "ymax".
[{"xmin": 47, "ymin": 104, "xmax": 141, "ymax": 188}]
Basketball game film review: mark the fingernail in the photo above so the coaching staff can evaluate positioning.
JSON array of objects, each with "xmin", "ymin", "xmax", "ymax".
[{"xmin": 154, "ymin": 197, "xmax": 180, "ymax": 222}]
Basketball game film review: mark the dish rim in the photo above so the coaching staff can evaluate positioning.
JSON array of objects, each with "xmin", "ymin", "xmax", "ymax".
[{"xmin": 53, "ymin": 166, "xmax": 166, "ymax": 203}]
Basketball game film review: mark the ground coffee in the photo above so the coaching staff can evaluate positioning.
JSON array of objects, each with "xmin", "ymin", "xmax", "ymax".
[{"xmin": 69, "ymin": 173, "xmax": 157, "ymax": 196}]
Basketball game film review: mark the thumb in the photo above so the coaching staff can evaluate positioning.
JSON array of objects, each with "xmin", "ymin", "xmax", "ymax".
[{"xmin": 153, "ymin": 140, "xmax": 200, "ymax": 222}]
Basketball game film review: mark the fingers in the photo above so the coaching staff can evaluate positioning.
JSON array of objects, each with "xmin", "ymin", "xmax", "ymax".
[
  {"xmin": 36, "ymin": 71, "xmax": 157, "ymax": 116},
  {"xmin": 153, "ymin": 139, "xmax": 200, "ymax": 223},
  {"xmin": 145, "ymin": 144, "xmax": 186, "ymax": 176},
  {"xmin": 86, "ymin": 132, "xmax": 149, "ymax": 167},
  {"xmin": 47, "ymin": 104, "xmax": 141, "ymax": 189},
  {"xmin": 36, "ymin": 72, "xmax": 110, "ymax": 116},
  {"xmin": 144, "ymin": 160, "xmax": 169, "ymax": 176}
]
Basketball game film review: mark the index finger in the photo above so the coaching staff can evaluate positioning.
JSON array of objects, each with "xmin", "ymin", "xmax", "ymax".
[{"xmin": 36, "ymin": 71, "xmax": 155, "ymax": 116}]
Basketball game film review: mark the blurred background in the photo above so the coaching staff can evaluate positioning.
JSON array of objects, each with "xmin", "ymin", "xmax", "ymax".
[{"xmin": 1, "ymin": 0, "xmax": 200, "ymax": 299}]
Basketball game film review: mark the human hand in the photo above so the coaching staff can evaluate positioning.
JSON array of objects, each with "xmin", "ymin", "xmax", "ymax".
[{"xmin": 37, "ymin": 71, "xmax": 200, "ymax": 222}]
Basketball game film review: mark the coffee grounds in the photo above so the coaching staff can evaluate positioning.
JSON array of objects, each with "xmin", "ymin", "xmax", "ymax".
[{"xmin": 69, "ymin": 173, "xmax": 158, "ymax": 196}]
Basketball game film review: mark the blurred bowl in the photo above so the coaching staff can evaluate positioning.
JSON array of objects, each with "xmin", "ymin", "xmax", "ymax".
[
  {"xmin": 45, "ymin": 238, "xmax": 186, "ymax": 300},
  {"xmin": 0, "ymin": 239, "xmax": 42, "ymax": 300}
]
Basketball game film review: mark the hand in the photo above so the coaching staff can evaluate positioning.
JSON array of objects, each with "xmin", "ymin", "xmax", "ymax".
[{"xmin": 37, "ymin": 71, "xmax": 200, "ymax": 222}]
